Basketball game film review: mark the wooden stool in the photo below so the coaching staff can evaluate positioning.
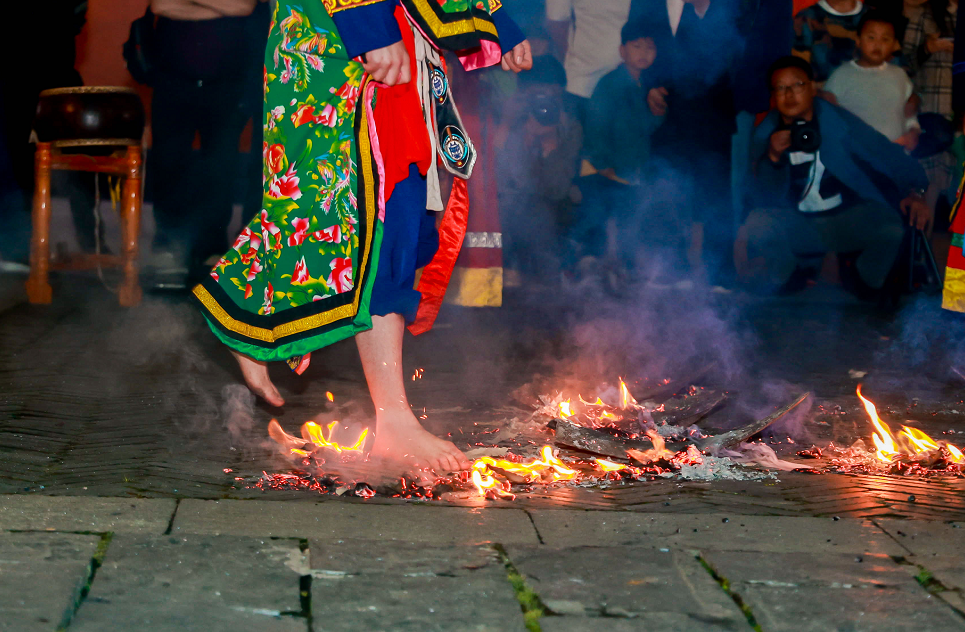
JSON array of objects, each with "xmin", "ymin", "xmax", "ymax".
[{"xmin": 26, "ymin": 87, "xmax": 145, "ymax": 307}]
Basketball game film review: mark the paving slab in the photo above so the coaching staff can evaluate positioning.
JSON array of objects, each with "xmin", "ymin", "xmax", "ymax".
[
  {"xmin": 173, "ymin": 499, "xmax": 539, "ymax": 544},
  {"xmin": 0, "ymin": 532, "xmax": 101, "ymax": 632},
  {"xmin": 309, "ymin": 540, "xmax": 526, "ymax": 631},
  {"xmin": 504, "ymin": 545, "xmax": 745, "ymax": 629},
  {"xmin": 703, "ymin": 551, "xmax": 965, "ymax": 631},
  {"xmin": 874, "ymin": 519, "xmax": 965, "ymax": 609},
  {"xmin": 540, "ymin": 615, "xmax": 734, "ymax": 631},
  {"xmin": 530, "ymin": 511, "xmax": 903, "ymax": 554},
  {"xmin": 0, "ymin": 495, "xmax": 176, "ymax": 534},
  {"xmin": 69, "ymin": 534, "xmax": 305, "ymax": 632}
]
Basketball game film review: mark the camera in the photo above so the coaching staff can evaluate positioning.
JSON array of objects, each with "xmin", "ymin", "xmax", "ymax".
[
  {"xmin": 530, "ymin": 93, "xmax": 561, "ymax": 127},
  {"xmin": 789, "ymin": 118, "xmax": 821, "ymax": 153}
]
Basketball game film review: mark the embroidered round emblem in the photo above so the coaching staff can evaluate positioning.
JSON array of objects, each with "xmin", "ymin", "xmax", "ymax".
[
  {"xmin": 430, "ymin": 67, "xmax": 448, "ymax": 105},
  {"xmin": 441, "ymin": 125, "xmax": 468, "ymax": 166}
]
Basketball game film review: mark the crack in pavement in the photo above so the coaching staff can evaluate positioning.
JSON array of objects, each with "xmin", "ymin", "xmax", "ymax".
[{"xmin": 696, "ymin": 553, "xmax": 762, "ymax": 632}]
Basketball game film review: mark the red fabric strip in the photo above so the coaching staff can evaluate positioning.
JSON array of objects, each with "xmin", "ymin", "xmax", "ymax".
[{"xmin": 408, "ymin": 178, "xmax": 470, "ymax": 335}]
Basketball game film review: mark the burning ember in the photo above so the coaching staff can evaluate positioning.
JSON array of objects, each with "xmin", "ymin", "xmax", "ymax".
[{"xmin": 258, "ymin": 378, "xmax": 809, "ymax": 500}]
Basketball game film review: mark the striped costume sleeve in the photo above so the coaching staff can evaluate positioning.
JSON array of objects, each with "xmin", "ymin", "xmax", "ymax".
[{"xmin": 326, "ymin": 0, "xmax": 402, "ymax": 59}]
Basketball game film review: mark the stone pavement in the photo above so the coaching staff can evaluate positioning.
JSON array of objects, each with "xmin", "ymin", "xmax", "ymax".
[
  {"xmin": 2, "ymin": 495, "xmax": 965, "ymax": 631},
  {"xmin": 3, "ymin": 275, "xmax": 965, "ymax": 629}
]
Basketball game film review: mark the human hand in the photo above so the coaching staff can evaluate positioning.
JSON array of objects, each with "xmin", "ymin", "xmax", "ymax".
[
  {"xmin": 648, "ymin": 87, "xmax": 668, "ymax": 116},
  {"xmin": 362, "ymin": 40, "xmax": 411, "ymax": 86},
  {"xmin": 926, "ymin": 37, "xmax": 955, "ymax": 54},
  {"xmin": 900, "ymin": 193, "xmax": 932, "ymax": 231},
  {"xmin": 768, "ymin": 129, "xmax": 792, "ymax": 162},
  {"xmin": 895, "ymin": 129, "xmax": 921, "ymax": 152},
  {"xmin": 905, "ymin": 93, "xmax": 921, "ymax": 117},
  {"xmin": 501, "ymin": 40, "xmax": 533, "ymax": 72}
]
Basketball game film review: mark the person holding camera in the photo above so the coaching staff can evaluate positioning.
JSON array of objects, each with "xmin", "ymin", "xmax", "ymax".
[
  {"xmin": 497, "ymin": 56, "xmax": 583, "ymax": 285},
  {"xmin": 737, "ymin": 56, "xmax": 930, "ymax": 300}
]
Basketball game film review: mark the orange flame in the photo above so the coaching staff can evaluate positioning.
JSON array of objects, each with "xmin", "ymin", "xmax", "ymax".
[
  {"xmin": 579, "ymin": 396, "xmax": 605, "ymax": 407},
  {"xmin": 857, "ymin": 385, "xmax": 964, "ymax": 464},
  {"xmin": 470, "ymin": 445, "xmax": 578, "ymax": 497},
  {"xmin": 326, "ymin": 391, "xmax": 335, "ymax": 402},
  {"xmin": 619, "ymin": 378, "xmax": 637, "ymax": 409},
  {"xmin": 595, "ymin": 458, "xmax": 627, "ymax": 472},
  {"xmin": 299, "ymin": 420, "xmax": 368, "ymax": 454}
]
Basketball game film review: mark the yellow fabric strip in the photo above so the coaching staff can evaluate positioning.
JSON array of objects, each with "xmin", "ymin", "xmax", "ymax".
[
  {"xmin": 325, "ymin": 0, "xmax": 390, "ymax": 14},
  {"xmin": 943, "ymin": 267, "xmax": 965, "ymax": 313},
  {"xmin": 196, "ymin": 80, "xmax": 379, "ymax": 344},
  {"xmin": 407, "ymin": 0, "xmax": 498, "ymax": 38},
  {"xmin": 444, "ymin": 266, "xmax": 503, "ymax": 307}
]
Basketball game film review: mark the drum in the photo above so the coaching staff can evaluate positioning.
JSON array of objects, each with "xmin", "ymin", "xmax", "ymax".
[{"xmin": 34, "ymin": 86, "xmax": 145, "ymax": 147}]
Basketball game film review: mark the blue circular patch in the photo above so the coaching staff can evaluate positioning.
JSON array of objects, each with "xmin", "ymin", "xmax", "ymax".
[
  {"xmin": 430, "ymin": 68, "xmax": 448, "ymax": 105},
  {"xmin": 442, "ymin": 126, "xmax": 467, "ymax": 165}
]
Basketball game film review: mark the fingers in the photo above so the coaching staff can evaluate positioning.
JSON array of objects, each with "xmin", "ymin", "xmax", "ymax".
[
  {"xmin": 515, "ymin": 41, "xmax": 533, "ymax": 71},
  {"xmin": 502, "ymin": 51, "xmax": 521, "ymax": 73}
]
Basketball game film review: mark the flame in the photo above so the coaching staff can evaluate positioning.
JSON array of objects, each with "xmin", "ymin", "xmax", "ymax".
[
  {"xmin": 857, "ymin": 385, "xmax": 900, "ymax": 463},
  {"xmin": 599, "ymin": 410, "xmax": 619, "ymax": 421},
  {"xmin": 948, "ymin": 444, "xmax": 965, "ymax": 464},
  {"xmin": 857, "ymin": 385, "xmax": 963, "ymax": 465},
  {"xmin": 470, "ymin": 445, "xmax": 578, "ymax": 497},
  {"xmin": 626, "ymin": 430, "xmax": 675, "ymax": 464},
  {"xmin": 579, "ymin": 396, "xmax": 605, "ymax": 407},
  {"xmin": 299, "ymin": 420, "xmax": 368, "ymax": 454},
  {"xmin": 558, "ymin": 399, "xmax": 575, "ymax": 419},
  {"xmin": 619, "ymin": 378, "xmax": 637, "ymax": 409},
  {"xmin": 326, "ymin": 391, "xmax": 335, "ymax": 402},
  {"xmin": 595, "ymin": 458, "xmax": 627, "ymax": 472}
]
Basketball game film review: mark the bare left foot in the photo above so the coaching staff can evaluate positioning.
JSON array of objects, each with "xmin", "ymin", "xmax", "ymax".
[
  {"xmin": 370, "ymin": 409, "xmax": 470, "ymax": 475},
  {"xmin": 231, "ymin": 350, "xmax": 285, "ymax": 407}
]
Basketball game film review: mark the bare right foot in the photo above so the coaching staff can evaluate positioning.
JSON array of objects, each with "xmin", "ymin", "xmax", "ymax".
[
  {"xmin": 370, "ymin": 409, "xmax": 470, "ymax": 476},
  {"xmin": 231, "ymin": 350, "xmax": 285, "ymax": 407}
]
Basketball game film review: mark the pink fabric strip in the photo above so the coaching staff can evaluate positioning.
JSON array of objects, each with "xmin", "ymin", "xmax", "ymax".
[
  {"xmin": 363, "ymin": 81, "xmax": 387, "ymax": 223},
  {"xmin": 458, "ymin": 41, "xmax": 501, "ymax": 71}
]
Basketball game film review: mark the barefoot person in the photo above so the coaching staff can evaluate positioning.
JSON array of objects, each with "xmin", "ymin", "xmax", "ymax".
[{"xmin": 192, "ymin": 0, "xmax": 531, "ymax": 474}]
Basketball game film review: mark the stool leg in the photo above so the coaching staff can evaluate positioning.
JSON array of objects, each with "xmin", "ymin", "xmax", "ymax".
[
  {"xmin": 118, "ymin": 146, "xmax": 143, "ymax": 307},
  {"xmin": 25, "ymin": 143, "xmax": 53, "ymax": 304}
]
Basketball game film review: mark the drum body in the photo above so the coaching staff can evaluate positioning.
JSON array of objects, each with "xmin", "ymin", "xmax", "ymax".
[{"xmin": 34, "ymin": 87, "xmax": 145, "ymax": 147}]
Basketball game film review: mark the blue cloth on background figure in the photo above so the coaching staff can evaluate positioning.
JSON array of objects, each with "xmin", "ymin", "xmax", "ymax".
[{"xmin": 369, "ymin": 165, "xmax": 439, "ymax": 323}]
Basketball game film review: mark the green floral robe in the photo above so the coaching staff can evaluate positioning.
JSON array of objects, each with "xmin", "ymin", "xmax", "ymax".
[
  {"xmin": 192, "ymin": 0, "xmax": 511, "ymax": 362},
  {"xmin": 193, "ymin": 2, "xmax": 382, "ymax": 361}
]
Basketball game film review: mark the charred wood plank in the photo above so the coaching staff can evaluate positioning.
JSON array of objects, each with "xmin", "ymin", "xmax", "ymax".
[
  {"xmin": 694, "ymin": 392, "xmax": 811, "ymax": 451},
  {"xmin": 554, "ymin": 420, "xmax": 653, "ymax": 459},
  {"xmin": 651, "ymin": 389, "xmax": 728, "ymax": 425}
]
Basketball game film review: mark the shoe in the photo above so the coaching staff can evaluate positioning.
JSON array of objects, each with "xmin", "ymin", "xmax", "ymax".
[
  {"xmin": 0, "ymin": 260, "xmax": 29, "ymax": 274},
  {"xmin": 148, "ymin": 250, "xmax": 189, "ymax": 276}
]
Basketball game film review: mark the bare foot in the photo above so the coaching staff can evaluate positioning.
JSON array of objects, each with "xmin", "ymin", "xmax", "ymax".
[
  {"xmin": 231, "ymin": 350, "xmax": 285, "ymax": 407},
  {"xmin": 370, "ymin": 409, "xmax": 470, "ymax": 475}
]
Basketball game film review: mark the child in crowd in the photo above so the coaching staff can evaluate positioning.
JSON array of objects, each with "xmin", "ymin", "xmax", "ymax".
[
  {"xmin": 577, "ymin": 20, "xmax": 668, "ymax": 282},
  {"xmin": 824, "ymin": 11, "xmax": 921, "ymax": 150},
  {"xmin": 795, "ymin": 0, "xmax": 870, "ymax": 82}
]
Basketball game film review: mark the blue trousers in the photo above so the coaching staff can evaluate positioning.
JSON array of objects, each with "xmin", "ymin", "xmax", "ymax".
[{"xmin": 369, "ymin": 165, "xmax": 439, "ymax": 323}]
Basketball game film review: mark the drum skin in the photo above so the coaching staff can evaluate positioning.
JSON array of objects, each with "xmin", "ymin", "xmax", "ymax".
[{"xmin": 34, "ymin": 87, "xmax": 145, "ymax": 147}]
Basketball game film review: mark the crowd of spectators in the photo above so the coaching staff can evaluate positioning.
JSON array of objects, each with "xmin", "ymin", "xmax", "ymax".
[
  {"xmin": 496, "ymin": 0, "xmax": 961, "ymax": 306},
  {"xmin": 1, "ymin": 0, "xmax": 961, "ymax": 309}
]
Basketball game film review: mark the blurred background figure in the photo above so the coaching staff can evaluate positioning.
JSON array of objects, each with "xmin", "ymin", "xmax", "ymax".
[
  {"xmin": 545, "ymin": 0, "xmax": 632, "ymax": 123},
  {"xmin": 903, "ymin": 0, "xmax": 959, "ymax": 223},
  {"xmin": 497, "ymin": 56, "xmax": 583, "ymax": 288},
  {"xmin": 148, "ymin": 0, "xmax": 269, "ymax": 281},
  {"xmin": 0, "ymin": 0, "xmax": 98, "ymax": 267}
]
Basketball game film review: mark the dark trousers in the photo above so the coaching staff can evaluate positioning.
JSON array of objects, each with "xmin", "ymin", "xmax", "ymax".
[
  {"xmin": 0, "ymin": 72, "xmax": 98, "ymax": 259},
  {"xmin": 150, "ymin": 14, "xmax": 265, "ymax": 263},
  {"xmin": 743, "ymin": 201, "xmax": 906, "ymax": 290},
  {"xmin": 571, "ymin": 173, "xmax": 688, "ymax": 274}
]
